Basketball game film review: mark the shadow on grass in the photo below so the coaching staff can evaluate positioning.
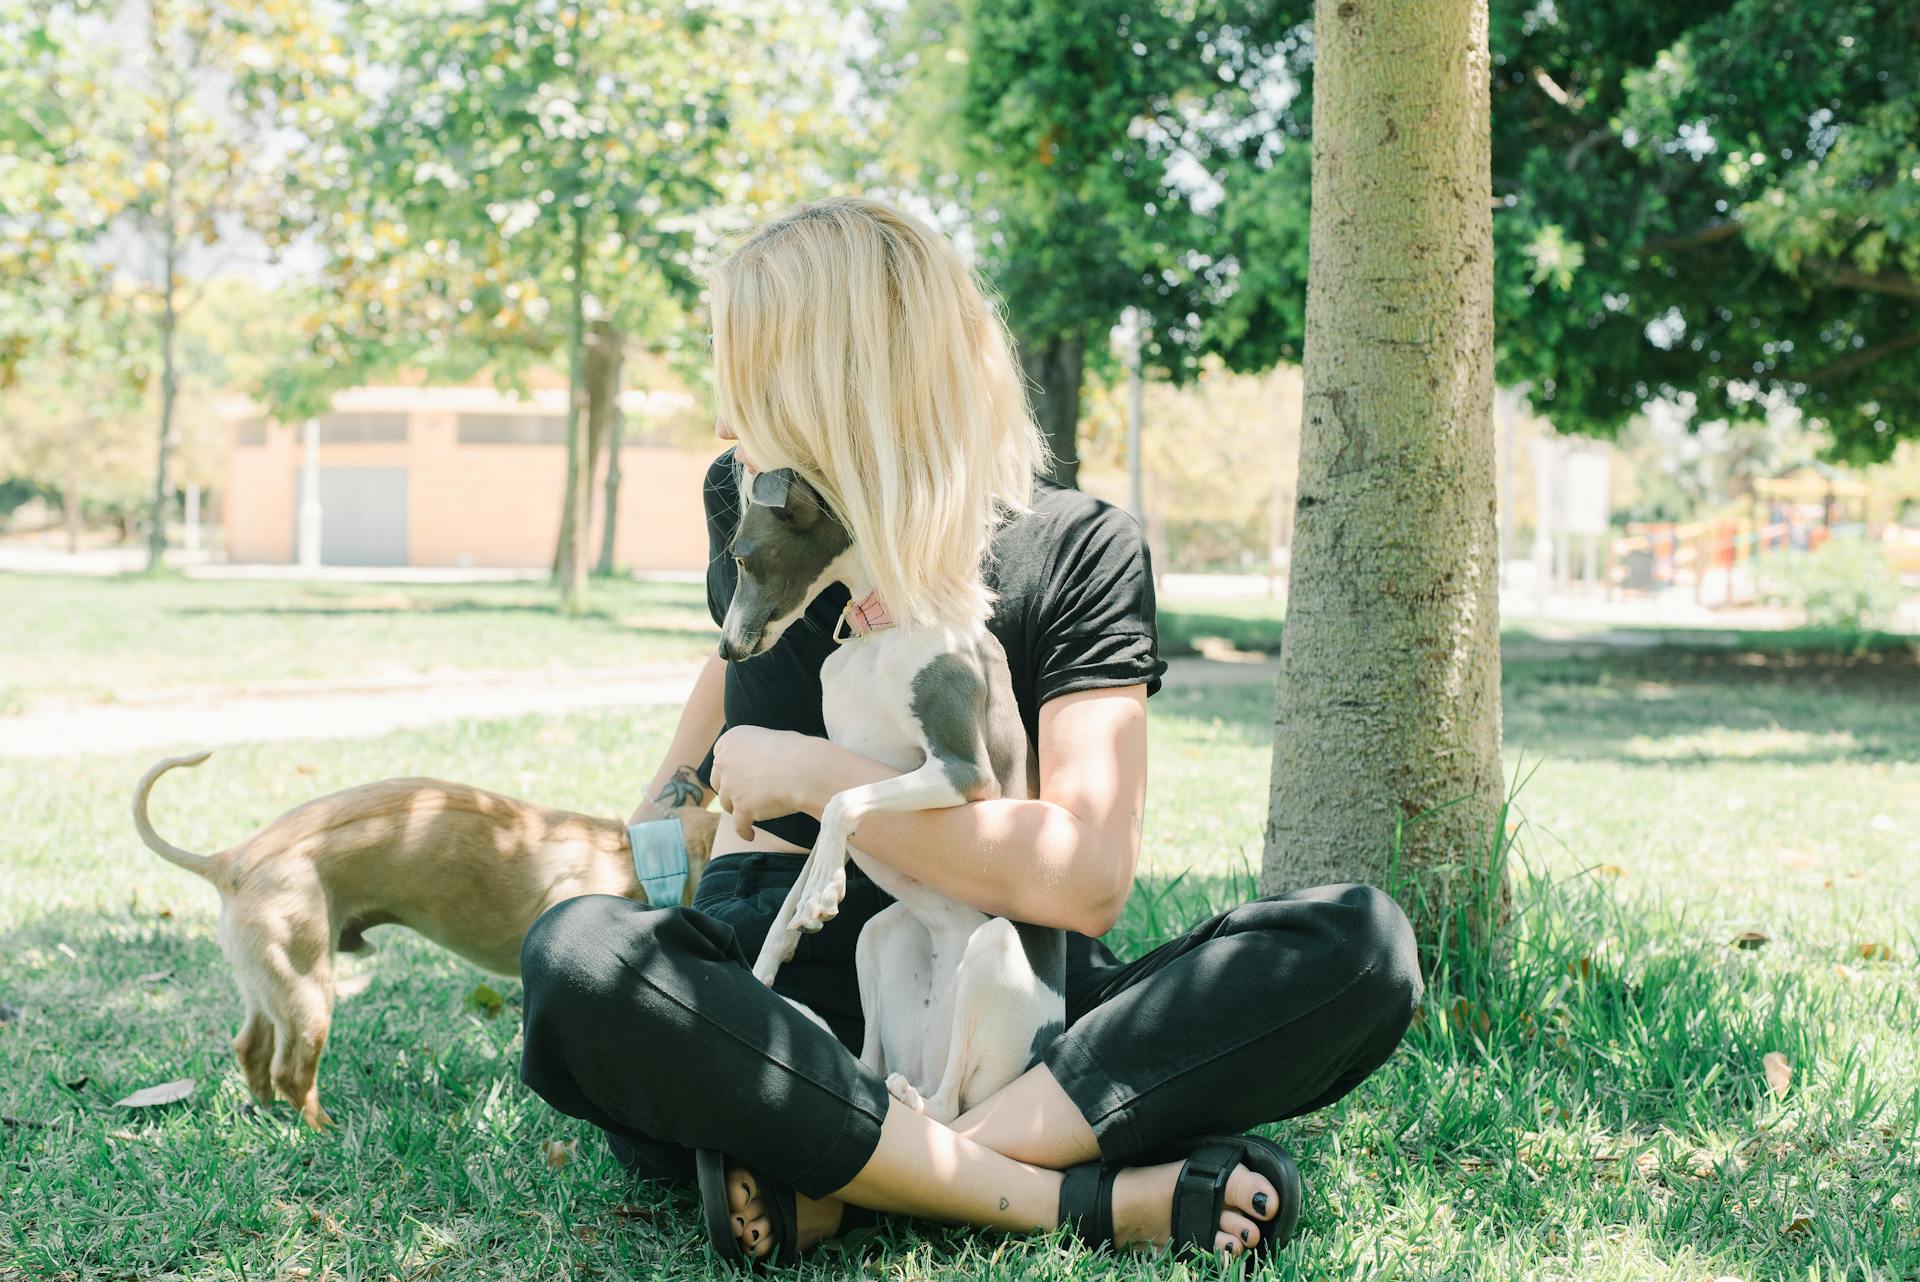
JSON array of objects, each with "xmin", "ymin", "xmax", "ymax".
[
  {"xmin": 1154, "ymin": 645, "xmax": 1920, "ymax": 765},
  {"xmin": 3, "ymin": 859, "xmax": 1905, "ymax": 1275}
]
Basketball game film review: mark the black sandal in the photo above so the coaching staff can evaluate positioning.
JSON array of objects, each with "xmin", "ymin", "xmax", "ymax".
[
  {"xmin": 1058, "ymin": 1133, "xmax": 1303, "ymax": 1259},
  {"xmin": 696, "ymin": 1149, "xmax": 877, "ymax": 1269}
]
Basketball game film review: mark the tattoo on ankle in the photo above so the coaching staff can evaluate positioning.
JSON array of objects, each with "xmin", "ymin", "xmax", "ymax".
[
  {"xmin": 654, "ymin": 765, "xmax": 707, "ymax": 809},
  {"xmin": 998, "ymin": 1196, "xmax": 1009, "ymax": 1210}
]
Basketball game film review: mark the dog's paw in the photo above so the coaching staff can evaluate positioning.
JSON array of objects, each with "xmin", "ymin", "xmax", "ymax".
[
  {"xmin": 796, "ymin": 867, "xmax": 848, "ymax": 933},
  {"xmin": 885, "ymin": 1073, "xmax": 927, "ymax": 1112}
]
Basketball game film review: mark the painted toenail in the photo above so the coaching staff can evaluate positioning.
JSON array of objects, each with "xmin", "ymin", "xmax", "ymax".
[
  {"xmin": 1241, "ymin": 1228, "xmax": 1250, "ymax": 1242},
  {"xmin": 1253, "ymin": 1191, "xmax": 1270, "ymax": 1216},
  {"xmin": 751, "ymin": 1228, "xmax": 760, "ymax": 1243}
]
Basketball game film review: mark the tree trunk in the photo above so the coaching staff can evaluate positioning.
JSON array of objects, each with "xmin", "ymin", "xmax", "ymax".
[
  {"xmin": 146, "ymin": 165, "xmax": 179, "ymax": 574},
  {"xmin": 64, "ymin": 458, "xmax": 83, "ymax": 554},
  {"xmin": 589, "ymin": 322, "xmax": 625, "ymax": 577},
  {"xmin": 1018, "ymin": 332, "xmax": 1084, "ymax": 488},
  {"xmin": 554, "ymin": 209, "xmax": 592, "ymax": 613},
  {"xmin": 1260, "ymin": 0, "xmax": 1504, "ymax": 945}
]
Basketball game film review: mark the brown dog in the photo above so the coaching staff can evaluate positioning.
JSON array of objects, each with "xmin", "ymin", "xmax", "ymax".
[{"xmin": 132, "ymin": 750, "xmax": 716, "ymax": 1128}]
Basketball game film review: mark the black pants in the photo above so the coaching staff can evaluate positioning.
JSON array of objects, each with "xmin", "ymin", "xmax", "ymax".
[{"xmin": 519, "ymin": 854, "xmax": 1421, "ymax": 1199}]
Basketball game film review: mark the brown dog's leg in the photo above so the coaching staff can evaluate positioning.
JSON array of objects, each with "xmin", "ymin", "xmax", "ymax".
[
  {"xmin": 233, "ymin": 1007, "xmax": 275, "ymax": 1105},
  {"xmin": 269, "ymin": 988, "xmax": 335, "ymax": 1130}
]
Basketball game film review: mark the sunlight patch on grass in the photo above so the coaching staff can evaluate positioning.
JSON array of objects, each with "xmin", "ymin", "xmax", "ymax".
[{"xmin": 1621, "ymin": 726, "xmax": 1862, "ymax": 761}]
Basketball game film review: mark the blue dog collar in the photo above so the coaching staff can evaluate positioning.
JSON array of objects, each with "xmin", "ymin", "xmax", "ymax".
[{"xmin": 628, "ymin": 818, "xmax": 691, "ymax": 907}]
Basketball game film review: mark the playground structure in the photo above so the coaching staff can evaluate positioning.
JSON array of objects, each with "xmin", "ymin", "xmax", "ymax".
[{"xmin": 1609, "ymin": 463, "xmax": 1920, "ymax": 607}]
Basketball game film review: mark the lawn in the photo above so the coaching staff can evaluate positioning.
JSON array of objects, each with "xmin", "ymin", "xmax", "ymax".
[
  {"xmin": 0, "ymin": 574, "xmax": 719, "ymax": 712},
  {"xmin": 2, "ymin": 586, "xmax": 1917, "ymax": 1280}
]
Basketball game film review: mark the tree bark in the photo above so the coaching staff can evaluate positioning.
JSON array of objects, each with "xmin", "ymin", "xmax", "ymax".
[
  {"xmin": 1261, "ymin": 0, "xmax": 1505, "ymax": 945},
  {"xmin": 64, "ymin": 458, "xmax": 83, "ymax": 554},
  {"xmin": 590, "ymin": 322, "xmax": 625, "ymax": 576},
  {"xmin": 146, "ymin": 96, "xmax": 180, "ymax": 575},
  {"xmin": 1018, "ymin": 332, "xmax": 1084, "ymax": 488},
  {"xmin": 553, "ymin": 209, "xmax": 592, "ymax": 613}
]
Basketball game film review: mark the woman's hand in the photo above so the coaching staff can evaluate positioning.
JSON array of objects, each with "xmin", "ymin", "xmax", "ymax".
[{"xmin": 709, "ymin": 726, "xmax": 829, "ymax": 839}]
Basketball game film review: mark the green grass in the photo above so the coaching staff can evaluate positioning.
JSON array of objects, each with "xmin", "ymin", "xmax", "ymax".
[
  {"xmin": 3, "ymin": 612, "xmax": 1918, "ymax": 1278},
  {"xmin": 1157, "ymin": 590, "xmax": 1919, "ymax": 659},
  {"xmin": 0, "ymin": 573, "xmax": 718, "ymax": 709}
]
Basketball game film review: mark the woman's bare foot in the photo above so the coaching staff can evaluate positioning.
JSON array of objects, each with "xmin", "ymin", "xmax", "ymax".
[
  {"xmin": 726, "ymin": 1165, "xmax": 847, "ymax": 1262},
  {"xmin": 727, "ymin": 1155, "xmax": 1280, "ymax": 1261},
  {"xmin": 1109, "ymin": 1157, "xmax": 1281, "ymax": 1257}
]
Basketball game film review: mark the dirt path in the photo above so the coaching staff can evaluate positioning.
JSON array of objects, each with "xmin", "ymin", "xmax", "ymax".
[{"xmin": 0, "ymin": 664, "xmax": 704, "ymax": 758}]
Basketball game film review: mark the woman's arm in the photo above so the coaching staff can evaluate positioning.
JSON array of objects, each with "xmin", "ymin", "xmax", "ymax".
[
  {"xmin": 709, "ymin": 685, "xmax": 1147, "ymax": 936},
  {"xmin": 629, "ymin": 655, "xmax": 727, "ymax": 823}
]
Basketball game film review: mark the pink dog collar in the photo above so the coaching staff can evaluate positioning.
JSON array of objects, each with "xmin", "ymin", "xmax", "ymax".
[{"xmin": 835, "ymin": 591, "xmax": 896, "ymax": 641}]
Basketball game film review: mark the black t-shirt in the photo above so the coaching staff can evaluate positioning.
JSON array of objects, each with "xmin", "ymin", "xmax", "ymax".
[{"xmin": 699, "ymin": 448, "xmax": 1165, "ymax": 847}]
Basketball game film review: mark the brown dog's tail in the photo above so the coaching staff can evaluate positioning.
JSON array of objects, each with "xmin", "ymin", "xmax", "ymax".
[{"xmin": 133, "ymin": 751, "xmax": 218, "ymax": 880}]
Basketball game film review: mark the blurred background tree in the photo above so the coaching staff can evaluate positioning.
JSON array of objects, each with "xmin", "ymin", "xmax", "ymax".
[
  {"xmin": 875, "ymin": 0, "xmax": 1312, "ymax": 485},
  {"xmin": 1487, "ymin": 0, "xmax": 1920, "ymax": 463},
  {"xmin": 4, "ymin": 0, "xmax": 333, "ymax": 571},
  {"xmin": 268, "ymin": 0, "xmax": 860, "ymax": 608}
]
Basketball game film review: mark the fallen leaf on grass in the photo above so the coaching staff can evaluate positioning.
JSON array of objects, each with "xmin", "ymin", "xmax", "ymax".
[
  {"xmin": 1596, "ymin": 863, "xmax": 1625, "ymax": 878},
  {"xmin": 1784, "ymin": 1214, "xmax": 1813, "ymax": 1236},
  {"xmin": 115, "ymin": 1078, "xmax": 195, "ymax": 1109},
  {"xmin": 465, "ymin": 983, "xmax": 505, "ymax": 1018},
  {"xmin": 63, "ymin": 1076, "xmax": 89, "ymax": 1091},
  {"xmin": 296, "ymin": 763, "xmax": 316, "ymax": 776},
  {"xmin": 573, "ymin": 1224, "xmax": 600, "ymax": 1245},
  {"xmin": 1729, "ymin": 930, "xmax": 1769, "ymax": 950},
  {"xmin": 1857, "ymin": 942, "xmax": 1894, "ymax": 961},
  {"xmin": 542, "ymin": 1139, "xmax": 578, "ymax": 1169},
  {"xmin": 611, "ymin": 1202, "xmax": 662, "ymax": 1224},
  {"xmin": 1762, "ymin": 1053, "xmax": 1792, "ymax": 1098}
]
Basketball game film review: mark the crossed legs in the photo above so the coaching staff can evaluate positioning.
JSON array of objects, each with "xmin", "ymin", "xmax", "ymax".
[{"xmin": 520, "ymin": 883, "xmax": 1421, "ymax": 1261}]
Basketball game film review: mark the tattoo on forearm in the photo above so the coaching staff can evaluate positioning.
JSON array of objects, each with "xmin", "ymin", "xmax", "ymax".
[{"xmin": 653, "ymin": 764, "xmax": 708, "ymax": 809}]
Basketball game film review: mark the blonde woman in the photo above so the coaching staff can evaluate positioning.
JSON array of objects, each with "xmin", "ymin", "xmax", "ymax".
[{"xmin": 518, "ymin": 198, "xmax": 1420, "ymax": 1265}]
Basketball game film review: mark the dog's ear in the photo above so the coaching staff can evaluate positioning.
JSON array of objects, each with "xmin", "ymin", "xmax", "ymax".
[
  {"xmin": 783, "ymin": 476, "xmax": 830, "ymax": 531},
  {"xmin": 749, "ymin": 467, "xmax": 830, "ymax": 531}
]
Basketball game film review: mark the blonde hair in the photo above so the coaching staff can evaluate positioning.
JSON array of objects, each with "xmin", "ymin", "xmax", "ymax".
[{"xmin": 709, "ymin": 197, "xmax": 1045, "ymax": 629}]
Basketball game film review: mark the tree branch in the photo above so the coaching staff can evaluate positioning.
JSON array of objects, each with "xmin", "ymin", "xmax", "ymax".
[
  {"xmin": 1799, "ymin": 330, "xmax": 1920, "ymax": 385},
  {"xmin": 1638, "ymin": 219, "xmax": 1744, "ymax": 255},
  {"xmin": 1809, "ymin": 261, "xmax": 1920, "ymax": 301}
]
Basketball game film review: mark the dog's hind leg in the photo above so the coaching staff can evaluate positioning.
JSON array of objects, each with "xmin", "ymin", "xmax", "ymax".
[
  {"xmin": 915, "ymin": 918, "xmax": 1058, "ymax": 1125},
  {"xmin": 233, "ymin": 1006, "xmax": 275, "ymax": 1106},
  {"xmin": 268, "ymin": 983, "xmax": 334, "ymax": 1130},
  {"xmin": 855, "ymin": 904, "xmax": 932, "ymax": 1078}
]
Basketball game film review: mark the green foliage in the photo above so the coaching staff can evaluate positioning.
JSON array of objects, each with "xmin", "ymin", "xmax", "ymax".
[
  {"xmin": 1488, "ymin": 0, "xmax": 1920, "ymax": 462},
  {"xmin": 267, "ymin": 0, "xmax": 856, "ymax": 418},
  {"xmin": 1759, "ymin": 538, "xmax": 1903, "ymax": 633},
  {"xmin": 878, "ymin": 1, "xmax": 1311, "ymax": 379}
]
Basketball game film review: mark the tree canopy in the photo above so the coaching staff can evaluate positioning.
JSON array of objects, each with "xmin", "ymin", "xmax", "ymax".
[{"xmin": 1489, "ymin": 0, "xmax": 1919, "ymax": 462}]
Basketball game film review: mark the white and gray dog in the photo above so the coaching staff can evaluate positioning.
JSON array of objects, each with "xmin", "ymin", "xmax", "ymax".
[{"xmin": 717, "ymin": 465, "xmax": 1064, "ymax": 1123}]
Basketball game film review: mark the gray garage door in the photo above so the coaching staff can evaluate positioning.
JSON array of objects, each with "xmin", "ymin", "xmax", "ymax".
[{"xmin": 294, "ymin": 466, "xmax": 409, "ymax": 566}]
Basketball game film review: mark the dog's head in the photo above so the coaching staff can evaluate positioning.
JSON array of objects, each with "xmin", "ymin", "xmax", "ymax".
[{"xmin": 718, "ymin": 466, "xmax": 852, "ymax": 661}]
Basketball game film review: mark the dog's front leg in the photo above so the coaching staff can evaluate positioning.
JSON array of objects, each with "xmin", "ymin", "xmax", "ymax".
[
  {"xmin": 751, "ymin": 864, "xmax": 817, "ymax": 987},
  {"xmin": 793, "ymin": 761, "xmax": 972, "ymax": 934}
]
